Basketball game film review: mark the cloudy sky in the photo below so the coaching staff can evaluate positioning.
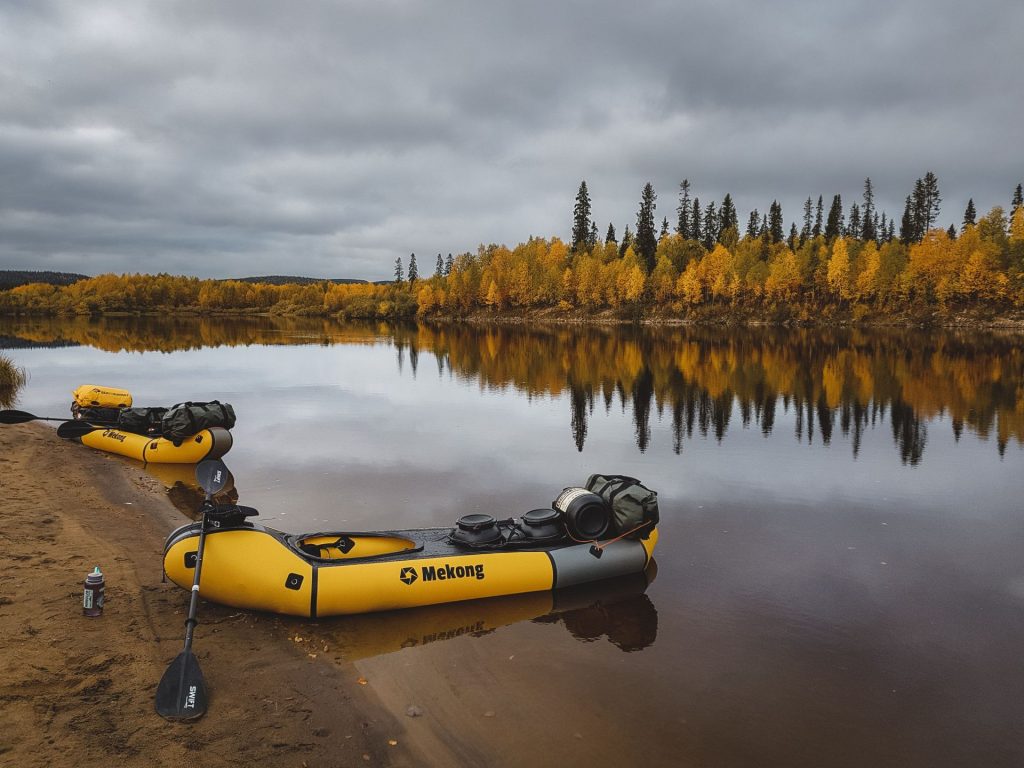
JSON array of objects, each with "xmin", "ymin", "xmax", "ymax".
[{"xmin": 2, "ymin": 0, "xmax": 1021, "ymax": 281}]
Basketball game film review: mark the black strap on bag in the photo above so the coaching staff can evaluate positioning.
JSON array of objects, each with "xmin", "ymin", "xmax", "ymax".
[{"xmin": 161, "ymin": 401, "xmax": 236, "ymax": 444}]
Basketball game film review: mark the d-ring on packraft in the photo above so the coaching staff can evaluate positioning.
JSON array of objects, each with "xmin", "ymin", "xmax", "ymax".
[
  {"xmin": 63, "ymin": 384, "xmax": 234, "ymax": 463},
  {"xmin": 163, "ymin": 463, "xmax": 660, "ymax": 618}
]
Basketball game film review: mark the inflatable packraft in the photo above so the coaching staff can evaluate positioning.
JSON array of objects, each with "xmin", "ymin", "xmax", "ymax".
[
  {"xmin": 163, "ymin": 478, "xmax": 660, "ymax": 617},
  {"xmin": 67, "ymin": 384, "xmax": 234, "ymax": 464}
]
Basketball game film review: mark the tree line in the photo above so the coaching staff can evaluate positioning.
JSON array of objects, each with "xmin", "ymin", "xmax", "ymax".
[{"xmin": 2, "ymin": 175, "xmax": 1022, "ymax": 320}]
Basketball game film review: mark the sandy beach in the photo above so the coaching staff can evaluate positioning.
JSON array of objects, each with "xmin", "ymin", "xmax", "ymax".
[{"xmin": 0, "ymin": 423, "xmax": 419, "ymax": 767}]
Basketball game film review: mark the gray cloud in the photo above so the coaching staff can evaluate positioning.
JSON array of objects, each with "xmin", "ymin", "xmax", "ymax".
[{"xmin": 1, "ymin": 0, "xmax": 1021, "ymax": 279}]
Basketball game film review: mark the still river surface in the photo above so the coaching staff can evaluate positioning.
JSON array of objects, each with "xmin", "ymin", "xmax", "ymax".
[{"xmin": 3, "ymin": 316, "xmax": 1023, "ymax": 767}]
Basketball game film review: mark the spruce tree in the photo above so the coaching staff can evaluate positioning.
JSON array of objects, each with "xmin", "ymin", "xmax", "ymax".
[
  {"xmin": 1012, "ymin": 184, "xmax": 1023, "ymax": 217},
  {"xmin": 691, "ymin": 199, "xmax": 702, "ymax": 245},
  {"xmin": 963, "ymin": 199, "xmax": 977, "ymax": 228},
  {"xmin": 435, "ymin": 253, "xmax": 444, "ymax": 278},
  {"xmin": 677, "ymin": 179, "xmax": 692, "ymax": 239},
  {"xmin": 589, "ymin": 221, "xmax": 599, "ymax": 249},
  {"xmin": 746, "ymin": 209, "xmax": 761, "ymax": 238},
  {"xmin": 768, "ymin": 201, "xmax": 784, "ymax": 243},
  {"xmin": 394, "ymin": 256, "xmax": 404, "ymax": 283},
  {"xmin": 847, "ymin": 203, "xmax": 861, "ymax": 239},
  {"xmin": 813, "ymin": 195, "xmax": 824, "ymax": 238},
  {"xmin": 802, "ymin": 197, "xmax": 813, "ymax": 243},
  {"xmin": 444, "ymin": 253, "xmax": 454, "ymax": 276},
  {"xmin": 635, "ymin": 183, "xmax": 658, "ymax": 272},
  {"xmin": 788, "ymin": 223, "xmax": 799, "ymax": 250},
  {"xmin": 947, "ymin": 223, "xmax": 957, "ymax": 239},
  {"xmin": 719, "ymin": 194, "xmax": 738, "ymax": 236},
  {"xmin": 660, "ymin": 217, "xmax": 670, "ymax": 239},
  {"xmin": 879, "ymin": 212, "xmax": 888, "ymax": 243},
  {"xmin": 571, "ymin": 180, "xmax": 592, "ymax": 254},
  {"xmin": 824, "ymin": 195, "xmax": 844, "ymax": 241},
  {"xmin": 702, "ymin": 201, "xmax": 718, "ymax": 250},
  {"xmin": 921, "ymin": 172, "xmax": 941, "ymax": 234},
  {"xmin": 861, "ymin": 178, "xmax": 877, "ymax": 242},
  {"xmin": 606, "ymin": 222, "xmax": 617, "ymax": 244},
  {"xmin": 900, "ymin": 195, "xmax": 915, "ymax": 244},
  {"xmin": 619, "ymin": 225, "xmax": 633, "ymax": 257},
  {"xmin": 407, "ymin": 253, "xmax": 418, "ymax": 284}
]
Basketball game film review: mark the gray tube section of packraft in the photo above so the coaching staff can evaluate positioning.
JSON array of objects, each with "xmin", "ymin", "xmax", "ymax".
[{"xmin": 549, "ymin": 538, "xmax": 648, "ymax": 589}]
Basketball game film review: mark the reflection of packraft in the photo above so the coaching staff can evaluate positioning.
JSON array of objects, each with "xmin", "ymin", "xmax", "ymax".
[
  {"xmin": 160, "ymin": 401, "xmax": 236, "ymax": 443},
  {"xmin": 585, "ymin": 474, "xmax": 659, "ymax": 540}
]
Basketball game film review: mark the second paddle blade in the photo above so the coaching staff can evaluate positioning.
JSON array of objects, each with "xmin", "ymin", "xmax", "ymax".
[{"xmin": 155, "ymin": 651, "xmax": 208, "ymax": 722}]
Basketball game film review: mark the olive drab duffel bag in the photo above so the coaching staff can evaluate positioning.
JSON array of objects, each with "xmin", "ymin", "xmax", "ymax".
[
  {"xmin": 585, "ymin": 474, "xmax": 659, "ymax": 539},
  {"xmin": 160, "ymin": 401, "xmax": 236, "ymax": 443},
  {"xmin": 116, "ymin": 407, "xmax": 168, "ymax": 436}
]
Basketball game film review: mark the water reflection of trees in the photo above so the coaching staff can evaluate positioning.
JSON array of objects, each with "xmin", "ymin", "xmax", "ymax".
[
  {"xmin": 396, "ymin": 325, "xmax": 1024, "ymax": 463},
  {"xmin": 3, "ymin": 316, "xmax": 1020, "ymax": 463}
]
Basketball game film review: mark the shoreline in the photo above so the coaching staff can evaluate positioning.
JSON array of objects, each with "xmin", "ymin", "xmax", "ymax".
[
  {"xmin": 3, "ymin": 305, "xmax": 1024, "ymax": 330},
  {"xmin": 0, "ymin": 423, "xmax": 418, "ymax": 767}
]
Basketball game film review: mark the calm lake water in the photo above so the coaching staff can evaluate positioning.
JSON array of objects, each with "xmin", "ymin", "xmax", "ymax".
[{"xmin": 3, "ymin": 316, "xmax": 1024, "ymax": 767}]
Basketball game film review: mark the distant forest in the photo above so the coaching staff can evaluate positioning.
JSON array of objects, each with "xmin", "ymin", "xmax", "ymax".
[{"xmin": 2, "ymin": 173, "xmax": 1022, "ymax": 323}]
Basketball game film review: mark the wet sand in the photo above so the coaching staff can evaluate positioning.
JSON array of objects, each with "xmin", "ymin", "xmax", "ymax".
[{"xmin": 0, "ymin": 424, "xmax": 419, "ymax": 767}]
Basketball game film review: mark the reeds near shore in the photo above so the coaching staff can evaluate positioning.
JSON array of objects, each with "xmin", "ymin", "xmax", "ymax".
[{"xmin": 0, "ymin": 353, "xmax": 26, "ymax": 407}]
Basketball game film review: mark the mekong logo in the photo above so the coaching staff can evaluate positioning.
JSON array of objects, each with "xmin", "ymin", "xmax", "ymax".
[
  {"xmin": 400, "ymin": 563, "xmax": 485, "ymax": 584},
  {"xmin": 102, "ymin": 429, "xmax": 127, "ymax": 443}
]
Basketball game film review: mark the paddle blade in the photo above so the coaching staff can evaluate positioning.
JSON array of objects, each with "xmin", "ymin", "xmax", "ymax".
[
  {"xmin": 155, "ymin": 651, "xmax": 208, "ymax": 721},
  {"xmin": 0, "ymin": 409, "xmax": 38, "ymax": 424},
  {"xmin": 56, "ymin": 420, "xmax": 103, "ymax": 439},
  {"xmin": 195, "ymin": 459, "xmax": 232, "ymax": 496}
]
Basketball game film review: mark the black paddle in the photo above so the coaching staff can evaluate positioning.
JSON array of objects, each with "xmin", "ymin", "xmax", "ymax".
[
  {"xmin": 1, "ymin": 409, "xmax": 116, "ymax": 426},
  {"xmin": 155, "ymin": 458, "xmax": 233, "ymax": 722},
  {"xmin": 56, "ymin": 420, "xmax": 112, "ymax": 439}
]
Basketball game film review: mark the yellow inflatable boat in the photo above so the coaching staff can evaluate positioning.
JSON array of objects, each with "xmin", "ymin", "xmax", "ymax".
[
  {"xmin": 67, "ymin": 383, "xmax": 233, "ymax": 464},
  {"xmin": 78, "ymin": 426, "xmax": 233, "ymax": 464},
  {"xmin": 163, "ymin": 518, "xmax": 658, "ymax": 618}
]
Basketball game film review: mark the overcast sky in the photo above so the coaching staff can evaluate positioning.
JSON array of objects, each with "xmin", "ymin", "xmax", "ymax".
[{"xmin": 1, "ymin": 0, "xmax": 1021, "ymax": 281}]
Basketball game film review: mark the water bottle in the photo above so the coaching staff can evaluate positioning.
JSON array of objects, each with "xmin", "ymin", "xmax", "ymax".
[{"xmin": 83, "ymin": 566, "xmax": 105, "ymax": 617}]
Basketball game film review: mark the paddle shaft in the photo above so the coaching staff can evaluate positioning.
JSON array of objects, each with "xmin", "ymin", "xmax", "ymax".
[
  {"xmin": 0, "ymin": 409, "xmax": 114, "ymax": 426},
  {"xmin": 182, "ymin": 509, "xmax": 211, "ymax": 656}
]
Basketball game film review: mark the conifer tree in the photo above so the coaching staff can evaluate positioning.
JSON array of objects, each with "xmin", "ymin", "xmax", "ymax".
[
  {"xmin": 589, "ymin": 221, "xmax": 599, "ymax": 249},
  {"xmin": 768, "ymin": 201, "xmax": 784, "ymax": 243},
  {"xmin": 824, "ymin": 195, "xmax": 844, "ymax": 241},
  {"xmin": 879, "ymin": 212, "xmax": 888, "ymax": 243},
  {"xmin": 963, "ymin": 199, "xmax": 977, "ymax": 228},
  {"xmin": 1012, "ymin": 184, "xmax": 1023, "ymax": 217},
  {"xmin": 677, "ymin": 179, "xmax": 692, "ymax": 239},
  {"xmin": 619, "ymin": 225, "xmax": 633, "ymax": 257},
  {"xmin": 407, "ymin": 253, "xmax": 418, "ymax": 284},
  {"xmin": 788, "ymin": 223, "xmax": 799, "ymax": 250},
  {"xmin": 702, "ymin": 201, "xmax": 718, "ymax": 250},
  {"xmin": 660, "ymin": 217, "xmax": 670, "ymax": 239},
  {"xmin": 746, "ymin": 209, "xmax": 761, "ymax": 238},
  {"xmin": 813, "ymin": 195, "xmax": 824, "ymax": 238},
  {"xmin": 394, "ymin": 256, "xmax": 404, "ymax": 283},
  {"xmin": 444, "ymin": 253, "xmax": 454, "ymax": 276},
  {"xmin": 691, "ymin": 199, "xmax": 702, "ymax": 244},
  {"xmin": 847, "ymin": 203, "xmax": 861, "ymax": 239},
  {"xmin": 920, "ymin": 172, "xmax": 941, "ymax": 234},
  {"xmin": 719, "ymin": 194, "xmax": 738, "ymax": 236},
  {"xmin": 802, "ymin": 197, "xmax": 813, "ymax": 243},
  {"xmin": 861, "ymin": 178, "xmax": 877, "ymax": 242},
  {"xmin": 606, "ymin": 222, "xmax": 617, "ymax": 244},
  {"xmin": 947, "ymin": 223, "xmax": 957, "ymax": 239},
  {"xmin": 635, "ymin": 183, "xmax": 658, "ymax": 272},
  {"xmin": 571, "ymin": 180, "xmax": 592, "ymax": 254},
  {"xmin": 900, "ymin": 195, "xmax": 915, "ymax": 244},
  {"xmin": 435, "ymin": 253, "xmax": 444, "ymax": 278}
]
